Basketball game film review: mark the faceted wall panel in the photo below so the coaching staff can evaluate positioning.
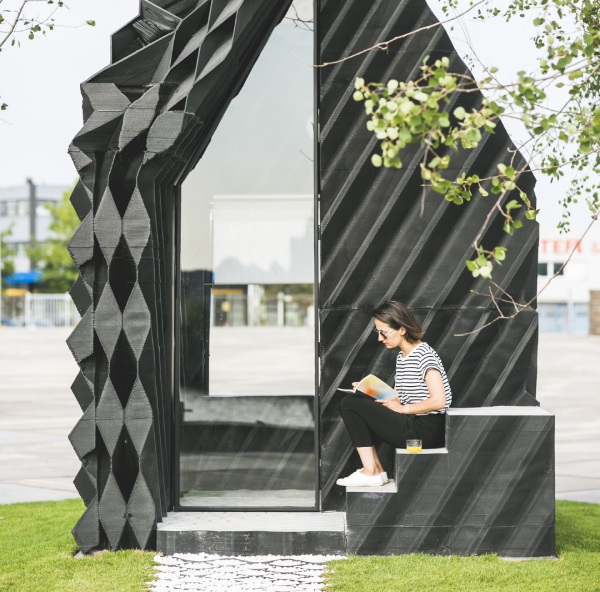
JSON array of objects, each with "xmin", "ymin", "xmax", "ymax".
[
  {"xmin": 317, "ymin": 0, "xmax": 540, "ymax": 511},
  {"xmin": 68, "ymin": 0, "xmax": 294, "ymax": 552}
]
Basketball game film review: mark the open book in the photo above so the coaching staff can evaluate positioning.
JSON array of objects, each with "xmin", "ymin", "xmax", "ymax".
[{"xmin": 337, "ymin": 374, "xmax": 397, "ymax": 401}]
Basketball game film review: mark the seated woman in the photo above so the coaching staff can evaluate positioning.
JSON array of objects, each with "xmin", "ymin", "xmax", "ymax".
[{"xmin": 337, "ymin": 300, "xmax": 452, "ymax": 487}]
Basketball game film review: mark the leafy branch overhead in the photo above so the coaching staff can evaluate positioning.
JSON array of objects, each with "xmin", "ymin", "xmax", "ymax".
[
  {"xmin": 353, "ymin": 0, "xmax": 600, "ymax": 279},
  {"xmin": 0, "ymin": 0, "xmax": 95, "ymax": 111}
]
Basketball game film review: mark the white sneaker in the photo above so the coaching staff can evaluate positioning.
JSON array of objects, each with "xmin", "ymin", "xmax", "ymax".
[
  {"xmin": 336, "ymin": 470, "xmax": 385, "ymax": 487},
  {"xmin": 379, "ymin": 471, "xmax": 389, "ymax": 484}
]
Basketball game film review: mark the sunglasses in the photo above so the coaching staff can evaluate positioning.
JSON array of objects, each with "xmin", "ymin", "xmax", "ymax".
[{"xmin": 374, "ymin": 328, "xmax": 395, "ymax": 339}]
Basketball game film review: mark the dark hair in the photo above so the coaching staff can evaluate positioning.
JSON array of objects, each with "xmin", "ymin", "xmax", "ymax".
[{"xmin": 372, "ymin": 300, "xmax": 424, "ymax": 344}]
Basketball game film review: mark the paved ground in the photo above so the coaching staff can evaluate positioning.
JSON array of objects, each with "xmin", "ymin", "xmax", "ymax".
[
  {"xmin": 0, "ymin": 328, "xmax": 80, "ymax": 503},
  {"xmin": 537, "ymin": 334, "xmax": 600, "ymax": 503},
  {"xmin": 0, "ymin": 328, "xmax": 599, "ymax": 504}
]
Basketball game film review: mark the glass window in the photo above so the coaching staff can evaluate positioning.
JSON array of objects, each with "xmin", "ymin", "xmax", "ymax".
[
  {"xmin": 17, "ymin": 201, "xmax": 29, "ymax": 216},
  {"xmin": 178, "ymin": 1, "xmax": 315, "ymax": 509},
  {"xmin": 538, "ymin": 262, "xmax": 548, "ymax": 276},
  {"xmin": 553, "ymin": 262, "xmax": 565, "ymax": 276}
]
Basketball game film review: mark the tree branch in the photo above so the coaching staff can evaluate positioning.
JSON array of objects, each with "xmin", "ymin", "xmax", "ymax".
[
  {"xmin": 315, "ymin": 0, "xmax": 488, "ymax": 68},
  {"xmin": 454, "ymin": 213, "xmax": 598, "ymax": 336},
  {"xmin": 0, "ymin": 0, "xmax": 28, "ymax": 50}
]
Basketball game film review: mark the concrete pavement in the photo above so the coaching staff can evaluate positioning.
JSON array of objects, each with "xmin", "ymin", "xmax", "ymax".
[
  {"xmin": 0, "ymin": 328, "xmax": 599, "ymax": 505},
  {"xmin": 537, "ymin": 334, "xmax": 600, "ymax": 503},
  {"xmin": 0, "ymin": 328, "xmax": 80, "ymax": 503}
]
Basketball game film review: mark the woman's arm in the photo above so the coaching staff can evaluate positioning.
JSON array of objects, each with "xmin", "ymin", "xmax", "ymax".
[{"xmin": 379, "ymin": 368, "xmax": 446, "ymax": 414}]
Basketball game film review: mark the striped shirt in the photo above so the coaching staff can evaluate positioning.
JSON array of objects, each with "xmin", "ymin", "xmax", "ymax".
[{"xmin": 395, "ymin": 342, "xmax": 452, "ymax": 414}]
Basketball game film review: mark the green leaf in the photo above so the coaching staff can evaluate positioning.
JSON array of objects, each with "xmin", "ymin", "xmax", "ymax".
[
  {"xmin": 399, "ymin": 128, "xmax": 412, "ymax": 143},
  {"xmin": 461, "ymin": 128, "xmax": 481, "ymax": 148},
  {"xmin": 478, "ymin": 263, "xmax": 493, "ymax": 279},
  {"xmin": 454, "ymin": 106, "xmax": 466, "ymax": 120},
  {"xmin": 494, "ymin": 247, "xmax": 507, "ymax": 262},
  {"xmin": 371, "ymin": 154, "xmax": 383, "ymax": 167},
  {"xmin": 387, "ymin": 79, "xmax": 399, "ymax": 93}
]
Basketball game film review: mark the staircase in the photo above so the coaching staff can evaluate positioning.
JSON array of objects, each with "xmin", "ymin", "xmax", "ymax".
[
  {"xmin": 344, "ymin": 407, "xmax": 555, "ymax": 557},
  {"xmin": 156, "ymin": 407, "xmax": 555, "ymax": 557}
]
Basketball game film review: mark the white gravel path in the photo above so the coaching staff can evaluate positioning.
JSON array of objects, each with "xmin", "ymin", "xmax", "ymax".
[{"xmin": 150, "ymin": 553, "xmax": 345, "ymax": 591}]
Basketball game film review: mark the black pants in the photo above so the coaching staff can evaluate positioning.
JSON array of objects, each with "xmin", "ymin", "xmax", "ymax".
[{"xmin": 340, "ymin": 392, "xmax": 446, "ymax": 449}]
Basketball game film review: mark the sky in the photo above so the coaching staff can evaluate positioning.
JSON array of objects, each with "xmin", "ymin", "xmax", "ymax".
[
  {"xmin": 0, "ymin": 0, "xmax": 139, "ymax": 187},
  {"xmin": 0, "ymin": 0, "xmax": 596, "ymax": 237}
]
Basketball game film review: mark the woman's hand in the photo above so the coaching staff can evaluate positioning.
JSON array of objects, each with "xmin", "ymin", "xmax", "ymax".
[{"xmin": 378, "ymin": 398, "xmax": 405, "ymax": 413}]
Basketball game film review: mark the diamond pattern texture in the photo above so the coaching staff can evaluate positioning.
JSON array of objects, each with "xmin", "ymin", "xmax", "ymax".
[
  {"xmin": 96, "ymin": 380, "xmax": 125, "ymax": 457},
  {"xmin": 68, "ymin": 0, "xmax": 294, "ymax": 552},
  {"xmin": 94, "ymin": 286, "xmax": 123, "ymax": 360},
  {"xmin": 94, "ymin": 188, "xmax": 123, "ymax": 265}
]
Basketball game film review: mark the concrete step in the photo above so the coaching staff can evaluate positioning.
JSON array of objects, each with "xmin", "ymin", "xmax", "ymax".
[{"xmin": 156, "ymin": 511, "xmax": 347, "ymax": 555}]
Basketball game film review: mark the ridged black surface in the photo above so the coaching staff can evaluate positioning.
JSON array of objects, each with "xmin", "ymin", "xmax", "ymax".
[
  {"xmin": 346, "ymin": 410, "xmax": 555, "ymax": 556},
  {"xmin": 67, "ymin": 0, "xmax": 293, "ymax": 552},
  {"xmin": 67, "ymin": 0, "xmax": 553, "ymax": 557},
  {"xmin": 317, "ymin": 0, "xmax": 540, "ymax": 512}
]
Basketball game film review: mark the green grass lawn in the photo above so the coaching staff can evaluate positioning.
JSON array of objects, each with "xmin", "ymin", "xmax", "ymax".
[
  {"xmin": 0, "ymin": 499, "xmax": 598, "ymax": 592},
  {"xmin": 324, "ymin": 500, "xmax": 600, "ymax": 592},
  {"xmin": 0, "ymin": 499, "xmax": 156, "ymax": 592}
]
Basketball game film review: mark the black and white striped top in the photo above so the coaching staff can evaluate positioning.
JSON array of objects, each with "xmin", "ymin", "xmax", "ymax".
[{"xmin": 395, "ymin": 342, "xmax": 452, "ymax": 414}]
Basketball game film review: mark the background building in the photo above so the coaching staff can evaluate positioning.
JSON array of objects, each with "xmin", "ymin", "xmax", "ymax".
[
  {"xmin": 1, "ymin": 181, "xmax": 75, "ymax": 326},
  {"xmin": 0, "ymin": 180, "xmax": 70, "ymax": 278},
  {"xmin": 537, "ymin": 233, "xmax": 600, "ymax": 334}
]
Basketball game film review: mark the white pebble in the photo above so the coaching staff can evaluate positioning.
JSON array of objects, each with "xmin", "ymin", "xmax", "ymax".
[{"xmin": 150, "ymin": 554, "xmax": 345, "ymax": 591}]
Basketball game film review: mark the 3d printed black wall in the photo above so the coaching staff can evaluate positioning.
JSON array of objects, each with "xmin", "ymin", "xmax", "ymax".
[
  {"xmin": 67, "ymin": 0, "xmax": 294, "ymax": 553},
  {"xmin": 318, "ymin": 0, "xmax": 540, "ymax": 509},
  {"xmin": 67, "ymin": 0, "xmax": 553, "ymax": 556}
]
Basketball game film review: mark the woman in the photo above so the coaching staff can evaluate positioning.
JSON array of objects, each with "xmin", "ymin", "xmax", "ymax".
[{"xmin": 336, "ymin": 300, "xmax": 452, "ymax": 487}]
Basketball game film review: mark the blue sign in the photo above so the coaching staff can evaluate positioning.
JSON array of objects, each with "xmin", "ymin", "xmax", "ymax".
[{"xmin": 4, "ymin": 271, "xmax": 42, "ymax": 284}]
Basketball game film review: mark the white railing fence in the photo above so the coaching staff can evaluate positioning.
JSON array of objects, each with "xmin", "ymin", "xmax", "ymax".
[{"xmin": 1, "ymin": 293, "xmax": 79, "ymax": 327}]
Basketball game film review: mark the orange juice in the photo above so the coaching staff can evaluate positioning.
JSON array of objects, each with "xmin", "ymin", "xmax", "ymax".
[{"xmin": 406, "ymin": 439, "xmax": 422, "ymax": 453}]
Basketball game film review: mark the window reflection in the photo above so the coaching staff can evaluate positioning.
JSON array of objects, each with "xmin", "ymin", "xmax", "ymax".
[{"xmin": 178, "ymin": 1, "xmax": 315, "ymax": 508}]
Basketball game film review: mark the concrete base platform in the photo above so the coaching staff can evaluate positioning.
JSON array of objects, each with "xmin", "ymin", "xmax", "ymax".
[{"xmin": 156, "ymin": 511, "xmax": 347, "ymax": 556}]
